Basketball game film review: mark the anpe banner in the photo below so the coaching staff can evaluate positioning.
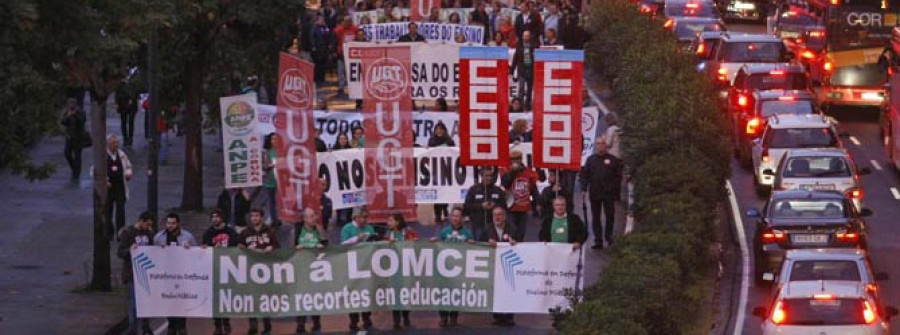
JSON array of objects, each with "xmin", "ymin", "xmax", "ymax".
[
  {"xmin": 255, "ymin": 106, "xmax": 602, "ymax": 163},
  {"xmin": 361, "ymin": 45, "xmax": 417, "ymax": 221},
  {"xmin": 533, "ymin": 50, "xmax": 584, "ymax": 170},
  {"xmin": 220, "ymin": 93, "xmax": 263, "ymax": 189},
  {"xmin": 319, "ymin": 143, "xmax": 561, "ymax": 209},
  {"xmin": 459, "ymin": 46, "xmax": 510, "ymax": 166},
  {"xmin": 411, "ymin": 0, "xmax": 441, "ymax": 22},
  {"xmin": 359, "ymin": 22, "xmax": 485, "ymax": 44},
  {"xmin": 274, "ymin": 53, "xmax": 320, "ymax": 222},
  {"xmin": 134, "ymin": 242, "xmax": 582, "ymax": 317}
]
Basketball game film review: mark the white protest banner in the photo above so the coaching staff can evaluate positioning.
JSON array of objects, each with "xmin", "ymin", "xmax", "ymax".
[
  {"xmin": 135, "ymin": 242, "xmax": 581, "ymax": 317},
  {"xmin": 359, "ymin": 22, "xmax": 485, "ymax": 44},
  {"xmin": 220, "ymin": 93, "xmax": 263, "ymax": 189},
  {"xmin": 132, "ymin": 247, "xmax": 213, "ymax": 317},
  {"xmin": 352, "ymin": 10, "xmax": 380, "ymax": 25},
  {"xmin": 492, "ymin": 243, "xmax": 583, "ymax": 313},
  {"xmin": 318, "ymin": 148, "xmax": 367, "ymax": 210},
  {"xmin": 346, "ymin": 42, "xmax": 460, "ymax": 100},
  {"xmin": 256, "ymin": 106, "xmax": 601, "ymax": 160}
]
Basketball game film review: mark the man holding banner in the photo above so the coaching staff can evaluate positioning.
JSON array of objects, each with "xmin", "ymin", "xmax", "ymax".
[
  {"xmin": 339, "ymin": 206, "xmax": 375, "ymax": 331},
  {"xmin": 463, "ymin": 168, "xmax": 506, "ymax": 242}
]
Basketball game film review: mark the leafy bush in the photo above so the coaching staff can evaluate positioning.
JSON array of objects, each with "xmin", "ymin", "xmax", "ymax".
[{"xmin": 560, "ymin": 0, "xmax": 730, "ymax": 333}]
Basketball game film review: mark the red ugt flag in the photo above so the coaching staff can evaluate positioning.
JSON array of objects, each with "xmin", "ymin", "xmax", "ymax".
[
  {"xmin": 533, "ymin": 50, "xmax": 584, "ymax": 170},
  {"xmin": 459, "ymin": 46, "xmax": 510, "ymax": 167},
  {"xmin": 274, "ymin": 52, "xmax": 320, "ymax": 223},
  {"xmin": 360, "ymin": 45, "xmax": 417, "ymax": 222},
  {"xmin": 411, "ymin": 0, "xmax": 441, "ymax": 22}
]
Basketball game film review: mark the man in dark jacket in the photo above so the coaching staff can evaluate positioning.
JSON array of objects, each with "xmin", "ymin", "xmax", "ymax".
[
  {"xmin": 201, "ymin": 209, "xmax": 239, "ymax": 335},
  {"xmin": 238, "ymin": 208, "xmax": 279, "ymax": 334},
  {"xmin": 464, "ymin": 168, "xmax": 506, "ymax": 243},
  {"xmin": 539, "ymin": 197, "xmax": 587, "ymax": 249},
  {"xmin": 511, "ymin": 31, "xmax": 537, "ymax": 109},
  {"xmin": 398, "ymin": 22, "xmax": 427, "ymax": 42},
  {"xmin": 60, "ymin": 98, "xmax": 86, "ymax": 180},
  {"xmin": 579, "ymin": 139, "xmax": 623, "ymax": 249},
  {"xmin": 514, "ymin": 1, "xmax": 543, "ymax": 42},
  {"xmin": 479, "ymin": 207, "xmax": 517, "ymax": 327},
  {"xmin": 117, "ymin": 212, "xmax": 155, "ymax": 335},
  {"xmin": 116, "ymin": 83, "xmax": 137, "ymax": 147},
  {"xmin": 539, "ymin": 170, "xmax": 573, "ymax": 221}
]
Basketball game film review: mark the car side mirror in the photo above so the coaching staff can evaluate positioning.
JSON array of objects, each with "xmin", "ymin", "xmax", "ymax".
[
  {"xmin": 762, "ymin": 169, "xmax": 775, "ymax": 176},
  {"xmin": 886, "ymin": 306, "xmax": 899, "ymax": 320},
  {"xmin": 858, "ymin": 167, "xmax": 872, "ymax": 175},
  {"xmin": 860, "ymin": 208, "xmax": 874, "ymax": 217},
  {"xmin": 752, "ymin": 307, "xmax": 768, "ymax": 318},
  {"xmin": 876, "ymin": 272, "xmax": 890, "ymax": 281},
  {"xmin": 746, "ymin": 208, "xmax": 761, "ymax": 218}
]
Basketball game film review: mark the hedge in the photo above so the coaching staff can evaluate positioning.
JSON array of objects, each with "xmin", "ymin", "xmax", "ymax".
[{"xmin": 559, "ymin": 0, "xmax": 731, "ymax": 333}]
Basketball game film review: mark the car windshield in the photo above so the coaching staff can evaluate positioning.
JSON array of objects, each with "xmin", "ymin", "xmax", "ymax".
[
  {"xmin": 770, "ymin": 199, "xmax": 847, "ymax": 219},
  {"xmin": 765, "ymin": 127, "xmax": 838, "ymax": 149},
  {"xmin": 720, "ymin": 42, "xmax": 785, "ymax": 63},
  {"xmin": 665, "ymin": 1, "xmax": 718, "ymax": 17},
  {"xmin": 781, "ymin": 298, "xmax": 868, "ymax": 325},
  {"xmin": 747, "ymin": 73, "xmax": 808, "ymax": 91},
  {"xmin": 789, "ymin": 260, "xmax": 861, "ymax": 281},
  {"xmin": 760, "ymin": 100, "xmax": 815, "ymax": 117},
  {"xmin": 675, "ymin": 22, "xmax": 722, "ymax": 40},
  {"xmin": 782, "ymin": 156, "xmax": 852, "ymax": 178},
  {"xmin": 830, "ymin": 63, "xmax": 887, "ymax": 87}
]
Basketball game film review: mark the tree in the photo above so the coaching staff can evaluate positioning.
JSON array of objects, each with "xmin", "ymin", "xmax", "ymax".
[{"xmin": 151, "ymin": 1, "xmax": 306, "ymax": 210}]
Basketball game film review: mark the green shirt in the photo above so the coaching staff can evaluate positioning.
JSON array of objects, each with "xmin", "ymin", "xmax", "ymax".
[
  {"xmin": 550, "ymin": 216, "xmax": 569, "ymax": 243},
  {"xmin": 263, "ymin": 148, "xmax": 277, "ymax": 188},
  {"xmin": 389, "ymin": 230, "xmax": 405, "ymax": 242},
  {"xmin": 296, "ymin": 227, "xmax": 322, "ymax": 248},
  {"xmin": 439, "ymin": 225, "xmax": 474, "ymax": 243},
  {"xmin": 340, "ymin": 221, "xmax": 376, "ymax": 244}
]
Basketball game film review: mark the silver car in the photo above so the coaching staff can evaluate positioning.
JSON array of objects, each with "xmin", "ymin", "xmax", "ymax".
[
  {"xmin": 775, "ymin": 249, "xmax": 887, "ymax": 301},
  {"xmin": 769, "ymin": 148, "xmax": 871, "ymax": 209},
  {"xmin": 751, "ymin": 114, "xmax": 841, "ymax": 196}
]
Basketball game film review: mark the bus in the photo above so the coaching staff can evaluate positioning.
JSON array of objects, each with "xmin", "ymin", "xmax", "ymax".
[{"xmin": 803, "ymin": 0, "xmax": 899, "ymax": 110}]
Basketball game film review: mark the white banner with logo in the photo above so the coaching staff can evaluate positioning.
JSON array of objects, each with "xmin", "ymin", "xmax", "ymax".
[
  {"xmin": 493, "ymin": 243, "xmax": 583, "ymax": 313},
  {"xmin": 132, "ymin": 247, "xmax": 214, "ymax": 317},
  {"xmin": 345, "ymin": 42, "xmax": 460, "ymax": 100},
  {"xmin": 360, "ymin": 22, "xmax": 485, "ymax": 44},
  {"xmin": 256, "ymin": 106, "xmax": 601, "ymax": 159},
  {"xmin": 220, "ymin": 93, "xmax": 263, "ymax": 189}
]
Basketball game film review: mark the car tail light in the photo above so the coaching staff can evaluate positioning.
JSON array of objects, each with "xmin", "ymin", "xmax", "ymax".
[
  {"xmin": 778, "ymin": 96, "xmax": 795, "ymax": 101},
  {"xmin": 761, "ymin": 228, "xmax": 787, "ymax": 243},
  {"xmin": 738, "ymin": 95, "xmax": 749, "ymax": 107},
  {"xmin": 866, "ymin": 283, "xmax": 878, "ymax": 295},
  {"xmin": 664, "ymin": 18, "xmax": 674, "ymax": 29},
  {"xmin": 770, "ymin": 70, "xmax": 785, "ymax": 76},
  {"xmin": 717, "ymin": 66, "xmax": 728, "ymax": 81},
  {"xmin": 863, "ymin": 300, "xmax": 877, "ymax": 324},
  {"xmin": 824, "ymin": 61, "xmax": 834, "ymax": 72},
  {"xmin": 746, "ymin": 117, "xmax": 762, "ymax": 135},
  {"xmin": 845, "ymin": 187, "xmax": 864, "ymax": 199},
  {"xmin": 696, "ymin": 42, "xmax": 706, "ymax": 55},
  {"xmin": 771, "ymin": 300, "xmax": 787, "ymax": 324},
  {"xmin": 809, "ymin": 31, "xmax": 824, "ymax": 38},
  {"xmin": 801, "ymin": 50, "xmax": 816, "ymax": 59},
  {"xmin": 830, "ymin": 0, "xmax": 840, "ymax": 5},
  {"xmin": 685, "ymin": 2, "xmax": 699, "ymax": 8},
  {"xmin": 640, "ymin": 4, "xmax": 652, "ymax": 13},
  {"xmin": 814, "ymin": 294, "xmax": 835, "ymax": 300},
  {"xmin": 836, "ymin": 229, "xmax": 860, "ymax": 243},
  {"xmin": 762, "ymin": 147, "xmax": 770, "ymax": 163}
]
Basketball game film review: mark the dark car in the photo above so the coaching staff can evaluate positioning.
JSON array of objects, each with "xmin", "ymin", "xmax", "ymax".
[
  {"xmin": 769, "ymin": 6, "xmax": 821, "ymax": 48},
  {"xmin": 669, "ymin": 17, "xmax": 726, "ymax": 48},
  {"xmin": 725, "ymin": 63, "xmax": 809, "ymax": 116},
  {"xmin": 721, "ymin": 0, "xmax": 767, "ymax": 21},
  {"xmin": 747, "ymin": 190, "xmax": 873, "ymax": 286},
  {"xmin": 638, "ymin": 0, "xmax": 666, "ymax": 16},
  {"xmin": 663, "ymin": 0, "xmax": 720, "ymax": 20}
]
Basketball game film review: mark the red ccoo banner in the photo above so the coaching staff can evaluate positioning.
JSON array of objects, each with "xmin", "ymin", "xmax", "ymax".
[
  {"xmin": 411, "ymin": 0, "xmax": 441, "ymax": 22},
  {"xmin": 533, "ymin": 50, "xmax": 584, "ymax": 170},
  {"xmin": 459, "ymin": 46, "xmax": 510, "ymax": 167},
  {"xmin": 274, "ymin": 52, "xmax": 320, "ymax": 223},
  {"xmin": 360, "ymin": 45, "xmax": 417, "ymax": 222}
]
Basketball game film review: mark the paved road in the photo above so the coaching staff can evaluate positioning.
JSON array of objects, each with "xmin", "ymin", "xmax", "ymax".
[{"xmin": 724, "ymin": 22, "xmax": 900, "ymax": 335}]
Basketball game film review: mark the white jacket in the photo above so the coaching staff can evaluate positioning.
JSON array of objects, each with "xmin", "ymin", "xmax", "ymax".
[{"xmin": 91, "ymin": 149, "xmax": 133, "ymax": 200}]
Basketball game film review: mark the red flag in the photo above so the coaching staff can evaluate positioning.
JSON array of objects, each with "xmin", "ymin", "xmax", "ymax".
[
  {"xmin": 411, "ymin": 0, "xmax": 441, "ymax": 22},
  {"xmin": 274, "ymin": 52, "xmax": 320, "ymax": 223},
  {"xmin": 360, "ymin": 46, "xmax": 417, "ymax": 222},
  {"xmin": 459, "ymin": 46, "xmax": 510, "ymax": 167},
  {"xmin": 533, "ymin": 50, "xmax": 584, "ymax": 170}
]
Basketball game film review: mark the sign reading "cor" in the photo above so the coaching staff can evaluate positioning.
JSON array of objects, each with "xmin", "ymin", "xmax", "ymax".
[{"xmin": 846, "ymin": 12, "xmax": 883, "ymax": 27}]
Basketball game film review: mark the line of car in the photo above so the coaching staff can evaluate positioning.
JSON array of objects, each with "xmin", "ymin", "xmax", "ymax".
[{"xmin": 638, "ymin": 0, "xmax": 900, "ymax": 332}]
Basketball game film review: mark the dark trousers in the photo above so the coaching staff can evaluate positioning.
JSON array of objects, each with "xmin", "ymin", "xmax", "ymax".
[
  {"xmin": 166, "ymin": 317, "xmax": 186, "ymax": 334},
  {"xmin": 517, "ymin": 74, "xmax": 534, "ymax": 109},
  {"xmin": 212, "ymin": 318, "xmax": 230, "ymax": 331},
  {"xmin": 590, "ymin": 197, "xmax": 615, "ymax": 245},
  {"xmin": 510, "ymin": 211, "xmax": 529, "ymax": 241},
  {"xmin": 392, "ymin": 310, "xmax": 410, "ymax": 325},
  {"xmin": 336, "ymin": 208, "xmax": 352, "ymax": 227},
  {"xmin": 349, "ymin": 312, "xmax": 372, "ymax": 329},
  {"xmin": 121, "ymin": 112, "xmax": 135, "ymax": 145},
  {"xmin": 248, "ymin": 318, "xmax": 271, "ymax": 331},
  {"xmin": 471, "ymin": 219, "xmax": 486, "ymax": 243},
  {"xmin": 64, "ymin": 139, "xmax": 83, "ymax": 179},
  {"xmin": 493, "ymin": 313, "xmax": 514, "ymax": 322},
  {"xmin": 296, "ymin": 315, "xmax": 321, "ymax": 329},
  {"xmin": 433, "ymin": 204, "xmax": 449, "ymax": 224},
  {"xmin": 106, "ymin": 194, "xmax": 126, "ymax": 236},
  {"xmin": 439, "ymin": 311, "xmax": 459, "ymax": 321}
]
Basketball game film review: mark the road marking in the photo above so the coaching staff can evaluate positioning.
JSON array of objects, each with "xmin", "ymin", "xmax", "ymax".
[
  {"xmin": 891, "ymin": 187, "xmax": 900, "ymax": 200},
  {"xmin": 153, "ymin": 321, "xmax": 168, "ymax": 335},
  {"xmin": 871, "ymin": 160, "xmax": 883, "ymax": 171},
  {"xmin": 726, "ymin": 181, "xmax": 750, "ymax": 335},
  {"xmin": 850, "ymin": 136, "xmax": 861, "ymax": 146}
]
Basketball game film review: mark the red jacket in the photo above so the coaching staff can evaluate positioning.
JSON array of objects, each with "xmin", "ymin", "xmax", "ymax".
[{"xmin": 500, "ymin": 166, "xmax": 538, "ymax": 212}]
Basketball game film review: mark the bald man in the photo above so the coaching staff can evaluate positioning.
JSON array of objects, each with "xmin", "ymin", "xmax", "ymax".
[{"xmin": 579, "ymin": 138, "xmax": 623, "ymax": 249}]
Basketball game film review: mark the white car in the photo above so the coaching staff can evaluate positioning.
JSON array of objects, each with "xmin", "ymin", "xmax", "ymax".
[
  {"xmin": 776, "ymin": 249, "xmax": 887, "ymax": 302},
  {"xmin": 751, "ymin": 114, "xmax": 841, "ymax": 196},
  {"xmin": 770, "ymin": 148, "xmax": 870, "ymax": 209},
  {"xmin": 754, "ymin": 281, "xmax": 896, "ymax": 334}
]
